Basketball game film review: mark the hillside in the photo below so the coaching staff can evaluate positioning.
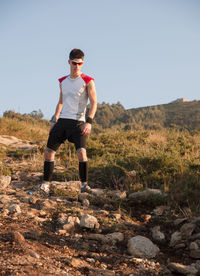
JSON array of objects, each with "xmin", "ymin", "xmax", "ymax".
[
  {"xmin": 93, "ymin": 99, "xmax": 200, "ymax": 131},
  {"xmin": 1, "ymin": 114, "xmax": 200, "ymax": 274},
  {"xmin": 3, "ymin": 99, "xmax": 200, "ymax": 132},
  {"xmin": 1, "ymin": 113, "xmax": 200, "ymax": 274}
]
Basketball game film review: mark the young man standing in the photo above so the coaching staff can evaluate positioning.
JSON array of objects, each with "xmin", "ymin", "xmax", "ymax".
[{"xmin": 40, "ymin": 48, "xmax": 97, "ymax": 194}]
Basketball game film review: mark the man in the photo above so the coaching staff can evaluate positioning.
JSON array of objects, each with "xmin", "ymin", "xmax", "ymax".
[{"xmin": 40, "ymin": 48, "xmax": 97, "ymax": 195}]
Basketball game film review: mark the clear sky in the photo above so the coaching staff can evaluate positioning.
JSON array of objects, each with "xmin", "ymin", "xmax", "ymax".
[{"xmin": 0, "ymin": 0, "xmax": 200, "ymax": 119}]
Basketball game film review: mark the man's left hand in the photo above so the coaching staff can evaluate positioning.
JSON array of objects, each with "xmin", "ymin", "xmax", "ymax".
[{"xmin": 81, "ymin": 123, "xmax": 92, "ymax": 135}]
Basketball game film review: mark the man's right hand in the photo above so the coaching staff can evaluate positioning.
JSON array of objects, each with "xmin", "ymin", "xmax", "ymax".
[{"xmin": 49, "ymin": 123, "xmax": 56, "ymax": 133}]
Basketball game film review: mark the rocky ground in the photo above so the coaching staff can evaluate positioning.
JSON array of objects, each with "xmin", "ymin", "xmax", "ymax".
[{"xmin": 1, "ymin": 136, "xmax": 200, "ymax": 275}]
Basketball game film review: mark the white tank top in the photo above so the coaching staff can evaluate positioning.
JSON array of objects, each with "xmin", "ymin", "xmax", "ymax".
[{"xmin": 58, "ymin": 73, "xmax": 94, "ymax": 121}]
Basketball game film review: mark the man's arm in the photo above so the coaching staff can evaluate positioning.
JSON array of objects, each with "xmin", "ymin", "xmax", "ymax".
[
  {"xmin": 81, "ymin": 80, "xmax": 97, "ymax": 135},
  {"xmin": 52, "ymin": 83, "xmax": 63, "ymax": 122},
  {"xmin": 49, "ymin": 84, "xmax": 63, "ymax": 133},
  {"xmin": 87, "ymin": 80, "xmax": 97, "ymax": 119}
]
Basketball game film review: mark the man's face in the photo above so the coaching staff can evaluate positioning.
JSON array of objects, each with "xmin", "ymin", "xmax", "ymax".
[{"xmin": 69, "ymin": 58, "xmax": 84, "ymax": 75}]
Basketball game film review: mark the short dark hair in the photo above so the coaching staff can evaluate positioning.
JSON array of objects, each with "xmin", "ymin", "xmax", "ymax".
[{"xmin": 69, "ymin": 48, "xmax": 84, "ymax": 60}]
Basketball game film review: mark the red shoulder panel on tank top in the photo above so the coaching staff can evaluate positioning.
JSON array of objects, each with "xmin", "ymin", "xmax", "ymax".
[
  {"xmin": 58, "ymin": 75, "xmax": 68, "ymax": 83},
  {"xmin": 81, "ymin": 73, "xmax": 94, "ymax": 84}
]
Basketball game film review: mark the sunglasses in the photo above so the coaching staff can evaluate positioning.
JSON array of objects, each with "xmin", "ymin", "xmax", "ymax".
[{"xmin": 71, "ymin": 61, "xmax": 83, "ymax": 66}]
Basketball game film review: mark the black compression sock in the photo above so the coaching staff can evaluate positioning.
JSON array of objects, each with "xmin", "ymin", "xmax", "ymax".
[
  {"xmin": 44, "ymin": 160, "xmax": 54, "ymax": 181},
  {"xmin": 79, "ymin": 161, "xmax": 88, "ymax": 183}
]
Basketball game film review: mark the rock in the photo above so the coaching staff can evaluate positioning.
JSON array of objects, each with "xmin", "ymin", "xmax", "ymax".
[
  {"xmin": 88, "ymin": 269, "xmax": 115, "ymax": 276},
  {"xmin": 70, "ymin": 258, "xmax": 86, "ymax": 268},
  {"xmin": 80, "ymin": 214, "xmax": 99, "ymax": 229},
  {"xmin": 19, "ymin": 196, "xmax": 30, "ymax": 204},
  {"xmin": 2, "ymin": 209, "xmax": 9, "ymax": 216},
  {"xmin": 191, "ymin": 217, "xmax": 200, "ymax": 224},
  {"xmin": 168, "ymin": 262, "xmax": 198, "ymax": 274},
  {"xmin": 174, "ymin": 243, "xmax": 186, "ymax": 249},
  {"xmin": 34, "ymin": 199, "xmax": 56, "ymax": 210},
  {"xmin": 68, "ymin": 257, "xmax": 88, "ymax": 268},
  {"xmin": 29, "ymin": 197, "xmax": 37, "ymax": 204},
  {"xmin": 86, "ymin": 258, "xmax": 95, "ymax": 264},
  {"xmin": 170, "ymin": 231, "xmax": 182, "ymax": 247},
  {"xmin": 11, "ymin": 181, "xmax": 27, "ymax": 189},
  {"xmin": 0, "ymin": 135, "xmax": 37, "ymax": 150},
  {"xmin": 174, "ymin": 218, "xmax": 188, "ymax": 226},
  {"xmin": 63, "ymin": 222, "xmax": 75, "ymax": 232},
  {"xmin": 196, "ymin": 240, "xmax": 200, "ymax": 247},
  {"xmin": 67, "ymin": 216, "xmax": 80, "ymax": 225},
  {"xmin": 107, "ymin": 190, "xmax": 126, "ymax": 199},
  {"xmin": 82, "ymin": 199, "xmax": 90, "ymax": 207},
  {"xmin": 129, "ymin": 188, "xmax": 162, "ymax": 199},
  {"xmin": 23, "ymin": 230, "xmax": 42, "ymax": 240},
  {"xmin": 12, "ymin": 231, "xmax": 25, "ymax": 245},
  {"xmin": 56, "ymin": 229, "xmax": 67, "ymax": 235},
  {"xmin": 58, "ymin": 216, "xmax": 79, "ymax": 231},
  {"xmin": 189, "ymin": 242, "xmax": 199, "ymax": 251},
  {"xmin": 8, "ymin": 204, "xmax": 21, "ymax": 214},
  {"xmin": 88, "ymin": 233, "xmax": 109, "ymax": 243},
  {"xmin": 190, "ymin": 233, "xmax": 200, "ymax": 241},
  {"xmin": 190, "ymin": 250, "xmax": 200, "ymax": 259},
  {"xmin": 51, "ymin": 180, "xmax": 81, "ymax": 192},
  {"xmin": 126, "ymin": 170, "xmax": 137, "ymax": 177},
  {"xmin": 90, "ymin": 188, "xmax": 105, "ymax": 196},
  {"xmin": 25, "ymin": 211, "xmax": 37, "ymax": 218},
  {"xmin": 0, "ymin": 195, "xmax": 11, "ymax": 204},
  {"xmin": 66, "ymin": 181, "xmax": 82, "ymax": 192},
  {"xmin": 180, "ymin": 223, "xmax": 196, "ymax": 238},
  {"xmin": 88, "ymin": 232, "xmax": 124, "ymax": 244},
  {"xmin": 78, "ymin": 192, "xmax": 91, "ymax": 202},
  {"xmin": 151, "ymin": 226, "xmax": 165, "ymax": 242},
  {"xmin": 106, "ymin": 232, "xmax": 124, "ymax": 243},
  {"xmin": 57, "ymin": 213, "xmax": 68, "ymax": 225},
  {"xmin": 39, "ymin": 210, "xmax": 47, "ymax": 217},
  {"xmin": 94, "ymin": 210, "xmax": 109, "ymax": 216},
  {"xmin": 195, "ymin": 260, "xmax": 200, "ymax": 271},
  {"xmin": 0, "ymin": 175, "xmax": 11, "ymax": 189},
  {"xmin": 127, "ymin": 235, "xmax": 160, "ymax": 258},
  {"xmin": 111, "ymin": 213, "xmax": 121, "ymax": 220},
  {"xmin": 28, "ymin": 250, "xmax": 40, "ymax": 259},
  {"xmin": 153, "ymin": 205, "xmax": 169, "ymax": 216},
  {"xmin": 34, "ymin": 217, "xmax": 47, "ymax": 223}
]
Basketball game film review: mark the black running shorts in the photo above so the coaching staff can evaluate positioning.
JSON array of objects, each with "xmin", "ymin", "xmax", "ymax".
[{"xmin": 47, "ymin": 118, "xmax": 87, "ymax": 151}]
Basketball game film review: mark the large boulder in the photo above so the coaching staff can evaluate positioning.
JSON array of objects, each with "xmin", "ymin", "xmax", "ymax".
[
  {"xmin": 80, "ymin": 214, "xmax": 99, "ymax": 229},
  {"xmin": 127, "ymin": 235, "xmax": 160, "ymax": 258}
]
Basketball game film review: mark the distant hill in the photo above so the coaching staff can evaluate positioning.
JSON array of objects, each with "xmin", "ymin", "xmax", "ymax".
[
  {"xmin": 3, "ymin": 99, "xmax": 200, "ymax": 132},
  {"xmin": 93, "ymin": 99, "xmax": 200, "ymax": 131}
]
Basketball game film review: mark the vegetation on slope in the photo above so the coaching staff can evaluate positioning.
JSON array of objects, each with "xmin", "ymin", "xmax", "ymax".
[
  {"xmin": 92, "ymin": 100, "xmax": 200, "ymax": 131},
  {"xmin": 1, "ymin": 110, "xmax": 200, "ymax": 212}
]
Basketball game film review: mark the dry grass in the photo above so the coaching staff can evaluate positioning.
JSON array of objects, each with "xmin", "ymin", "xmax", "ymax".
[
  {"xmin": 0, "ymin": 117, "xmax": 49, "ymax": 142},
  {"xmin": 147, "ymin": 132, "xmax": 167, "ymax": 147},
  {"xmin": 1, "ymin": 113, "xmax": 200, "ymax": 213}
]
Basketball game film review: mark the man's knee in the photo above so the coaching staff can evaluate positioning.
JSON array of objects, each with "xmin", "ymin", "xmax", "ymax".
[
  {"xmin": 76, "ymin": 148, "xmax": 87, "ymax": 161},
  {"xmin": 45, "ymin": 147, "xmax": 56, "ymax": 161}
]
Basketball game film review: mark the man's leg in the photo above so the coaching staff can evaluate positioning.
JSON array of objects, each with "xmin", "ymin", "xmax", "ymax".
[
  {"xmin": 40, "ymin": 147, "xmax": 56, "ymax": 194},
  {"xmin": 44, "ymin": 147, "xmax": 56, "ymax": 181},
  {"xmin": 41, "ymin": 119, "xmax": 64, "ymax": 194},
  {"xmin": 76, "ymin": 147, "xmax": 90, "ymax": 192}
]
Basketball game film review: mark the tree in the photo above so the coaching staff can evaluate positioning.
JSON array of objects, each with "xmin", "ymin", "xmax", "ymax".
[{"xmin": 29, "ymin": 109, "xmax": 44, "ymax": 119}]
